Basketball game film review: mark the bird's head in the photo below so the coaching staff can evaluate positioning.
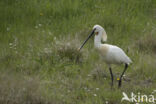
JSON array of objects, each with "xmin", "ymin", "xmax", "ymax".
[
  {"xmin": 93, "ymin": 25, "xmax": 107, "ymax": 42},
  {"xmin": 78, "ymin": 25, "xmax": 107, "ymax": 51}
]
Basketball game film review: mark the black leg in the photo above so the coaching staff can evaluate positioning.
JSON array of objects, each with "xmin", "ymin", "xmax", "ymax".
[
  {"xmin": 109, "ymin": 67, "xmax": 114, "ymax": 87},
  {"xmin": 118, "ymin": 64, "xmax": 128, "ymax": 88}
]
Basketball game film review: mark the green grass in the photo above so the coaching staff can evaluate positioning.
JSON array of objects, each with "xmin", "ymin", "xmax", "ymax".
[{"xmin": 0, "ymin": 0, "xmax": 156, "ymax": 103}]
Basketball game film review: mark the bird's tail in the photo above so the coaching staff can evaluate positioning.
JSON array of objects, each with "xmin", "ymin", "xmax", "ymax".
[{"xmin": 127, "ymin": 57, "xmax": 132, "ymax": 65}]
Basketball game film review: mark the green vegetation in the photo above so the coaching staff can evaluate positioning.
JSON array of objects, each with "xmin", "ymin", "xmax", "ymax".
[{"xmin": 0, "ymin": 0, "xmax": 156, "ymax": 103}]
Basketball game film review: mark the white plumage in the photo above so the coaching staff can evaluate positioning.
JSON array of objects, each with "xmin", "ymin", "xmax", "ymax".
[
  {"xmin": 93, "ymin": 25, "xmax": 132, "ymax": 66},
  {"xmin": 97, "ymin": 44, "xmax": 132, "ymax": 65},
  {"xmin": 79, "ymin": 24, "xmax": 132, "ymax": 88}
]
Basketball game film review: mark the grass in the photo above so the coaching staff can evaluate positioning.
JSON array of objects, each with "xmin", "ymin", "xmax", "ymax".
[{"xmin": 0, "ymin": 0, "xmax": 156, "ymax": 103}]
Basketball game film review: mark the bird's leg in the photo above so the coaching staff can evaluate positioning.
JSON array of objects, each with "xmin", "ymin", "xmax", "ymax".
[
  {"xmin": 109, "ymin": 67, "xmax": 114, "ymax": 87},
  {"xmin": 118, "ymin": 64, "xmax": 128, "ymax": 88}
]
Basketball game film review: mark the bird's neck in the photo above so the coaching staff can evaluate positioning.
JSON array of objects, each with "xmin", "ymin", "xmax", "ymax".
[{"xmin": 94, "ymin": 32, "xmax": 102, "ymax": 49}]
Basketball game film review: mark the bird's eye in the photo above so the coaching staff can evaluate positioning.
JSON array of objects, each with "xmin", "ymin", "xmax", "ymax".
[{"xmin": 95, "ymin": 32, "xmax": 99, "ymax": 35}]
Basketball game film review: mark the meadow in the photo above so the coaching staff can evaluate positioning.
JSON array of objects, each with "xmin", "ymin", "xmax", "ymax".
[{"xmin": 0, "ymin": 0, "xmax": 156, "ymax": 104}]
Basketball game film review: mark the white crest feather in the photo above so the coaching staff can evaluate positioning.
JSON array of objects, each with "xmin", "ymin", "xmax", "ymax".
[{"xmin": 102, "ymin": 30, "xmax": 107, "ymax": 42}]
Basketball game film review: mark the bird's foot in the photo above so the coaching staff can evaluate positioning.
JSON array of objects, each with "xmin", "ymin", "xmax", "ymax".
[{"xmin": 118, "ymin": 79, "xmax": 122, "ymax": 88}]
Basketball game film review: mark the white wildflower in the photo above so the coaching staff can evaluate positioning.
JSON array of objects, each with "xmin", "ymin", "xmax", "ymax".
[
  {"xmin": 35, "ymin": 26, "xmax": 38, "ymax": 29},
  {"xmin": 9, "ymin": 43, "xmax": 13, "ymax": 46},
  {"xmin": 7, "ymin": 27, "xmax": 10, "ymax": 31},
  {"xmin": 93, "ymin": 94, "xmax": 97, "ymax": 97},
  {"xmin": 38, "ymin": 24, "xmax": 42, "ymax": 27}
]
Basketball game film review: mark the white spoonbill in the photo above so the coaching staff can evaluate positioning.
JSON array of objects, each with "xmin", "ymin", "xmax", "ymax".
[{"xmin": 79, "ymin": 25, "xmax": 132, "ymax": 88}]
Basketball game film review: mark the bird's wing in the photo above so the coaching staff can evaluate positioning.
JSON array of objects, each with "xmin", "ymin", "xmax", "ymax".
[{"xmin": 109, "ymin": 45, "xmax": 132, "ymax": 64}]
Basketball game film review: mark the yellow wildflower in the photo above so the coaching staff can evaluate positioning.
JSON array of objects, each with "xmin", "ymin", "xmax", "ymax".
[
  {"xmin": 40, "ymin": 13, "xmax": 43, "ymax": 16},
  {"xmin": 117, "ymin": 78, "xmax": 120, "ymax": 81}
]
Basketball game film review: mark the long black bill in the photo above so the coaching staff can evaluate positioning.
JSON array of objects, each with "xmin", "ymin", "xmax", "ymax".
[{"xmin": 79, "ymin": 29, "xmax": 95, "ymax": 51}]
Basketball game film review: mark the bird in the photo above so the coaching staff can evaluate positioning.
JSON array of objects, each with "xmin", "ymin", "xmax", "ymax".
[{"xmin": 79, "ymin": 25, "xmax": 132, "ymax": 88}]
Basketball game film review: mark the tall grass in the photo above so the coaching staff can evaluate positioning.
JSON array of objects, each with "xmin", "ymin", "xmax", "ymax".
[{"xmin": 0, "ymin": 0, "xmax": 156, "ymax": 103}]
